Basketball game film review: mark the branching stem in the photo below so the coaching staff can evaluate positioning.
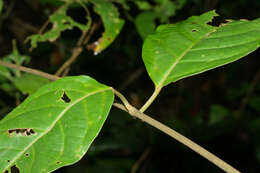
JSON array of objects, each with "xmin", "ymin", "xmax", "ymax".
[
  {"xmin": 113, "ymin": 103, "xmax": 240, "ymax": 173},
  {"xmin": 140, "ymin": 86, "xmax": 162, "ymax": 112},
  {"xmin": 0, "ymin": 62, "xmax": 241, "ymax": 173},
  {"xmin": 0, "ymin": 60, "xmax": 60, "ymax": 81}
]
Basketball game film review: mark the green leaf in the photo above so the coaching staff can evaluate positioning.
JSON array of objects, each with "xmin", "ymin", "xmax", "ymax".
[
  {"xmin": 28, "ymin": 2, "xmax": 91, "ymax": 49},
  {"xmin": 39, "ymin": 0, "xmax": 66, "ymax": 6},
  {"xmin": 135, "ymin": 11, "xmax": 157, "ymax": 39},
  {"xmin": 0, "ymin": 0, "xmax": 3, "ymax": 13},
  {"xmin": 0, "ymin": 41, "xmax": 30, "ymax": 80},
  {"xmin": 142, "ymin": 10, "xmax": 260, "ymax": 88},
  {"xmin": 89, "ymin": 0, "xmax": 124, "ymax": 54},
  {"xmin": 248, "ymin": 96, "xmax": 260, "ymax": 112},
  {"xmin": 208, "ymin": 104, "xmax": 229, "ymax": 125},
  {"xmin": 134, "ymin": 0, "xmax": 152, "ymax": 10},
  {"xmin": 0, "ymin": 76, "xmax": 114, "ymax": 172},
  {"xmin": 154, "ymin": 0, "xmax": 176, "ymax": 22},
  {"xmin": 13, "ymin": 73, "xmax": 50, "ymax": 95},
  {"xmin": 111, "ymin": 0, "xmax": 130, "ymax": 10}
]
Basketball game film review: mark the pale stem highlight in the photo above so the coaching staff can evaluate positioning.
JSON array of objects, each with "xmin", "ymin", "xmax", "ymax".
[{"xmin": 140, "ymin": 86, "xmax": 162, "ymax": 112}]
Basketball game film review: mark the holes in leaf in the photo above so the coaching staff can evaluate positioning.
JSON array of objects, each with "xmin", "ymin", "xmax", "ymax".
[
  {"xmin": 25, "ymin": 153, "xmax": 29, "ymax": 157},
  {"xmin": 66, "ymin": 7, "xmax": 88, "ymax": 25},
  {"xmin": 61, "ymin": 91, "xmax": 71, "ymax": 103},
  {"xmin": 11, "ymin": 165, "xmax": 20, "ymax": 173},
  {"xmin": 4, "ymin": 165, "xmax": 20, "ymax": 173},
  {"xmin": 56, "ymin": 161, "xmax": 61, "ymax": 164},
  {"xmin": 192, "ymin": 29, "xmax": 198, "ymax": 32},
  {"xmin": 8, "ymin": 128, "xmax": 36, "ymax": 136},
  {"xmin": 207, "ymin": 16, "xmax": 230, "ymax": 26}
]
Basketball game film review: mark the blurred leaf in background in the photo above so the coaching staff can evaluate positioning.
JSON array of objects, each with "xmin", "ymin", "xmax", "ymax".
[
  {"xmin": 28, "ymin": 1, "xmax": 91, "ymax": 49},
  {"xmin": 89, "ymin": 0, "xmax": 125, "ymax": 54},
  {"xmin": 208, "ymin": 104, "xmax": 229, "ymax": 125},
  {"xmin": 135, "ymin": 11, "xmax": 157, "ymax": 39},
  {"xmin": 13, "ymin": 73, "xmax": 50, "ymax": 95},
  {"xmin": 0, "ymin": 0, "xmax": 3, "ymax": 13}
]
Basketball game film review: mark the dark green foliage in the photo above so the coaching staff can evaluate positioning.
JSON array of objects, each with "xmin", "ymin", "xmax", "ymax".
[{"xmin": 0, "ymin": 0, "xmax": 260, "ymax": 172}]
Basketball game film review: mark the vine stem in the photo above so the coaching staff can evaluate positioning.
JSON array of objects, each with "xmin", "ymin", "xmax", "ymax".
[
  {"xmin": 0, "ymin": 62, "xmax": 241, "ymax": 173},
  {"xmin": 113, "ymin": 102, "xmax": 240, "ymax": 173},
  {"xmin": 0, "ymin": 60, "xmax": 60, "ymax": 81},
  {"xmin": 140, "ymin": 86, "xmax": 161, "ymax": 112}
]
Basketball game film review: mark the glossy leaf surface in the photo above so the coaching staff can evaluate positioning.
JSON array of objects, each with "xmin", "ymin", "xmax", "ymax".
[
  {"xmin": 142, "ymin": 10, "xmax": 260, "ymax": 88},
  {"xmin": 90, "ymin": 0, "xmax": 124, "ymax": 54},
  {"xmin": 0, "ymin": 76, "xmax": 114, "ymax": 172}
]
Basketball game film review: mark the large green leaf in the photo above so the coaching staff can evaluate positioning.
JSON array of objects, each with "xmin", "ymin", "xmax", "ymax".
[
  {"xmin": 89, "ymin": 0, "xmax": 124, "ymax": 54},
  {"xmin": 142, "ymin": 10, "xmax": 260, "ymax": 88},
  {"xmin": 0, "ymin": 76, "xmax": 114, "ymax": 172}
]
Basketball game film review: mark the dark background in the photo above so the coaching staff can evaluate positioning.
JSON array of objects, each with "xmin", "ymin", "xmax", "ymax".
[{"xmin": 1, "ymin": 0, "xmax": 260, "ymax": 172}]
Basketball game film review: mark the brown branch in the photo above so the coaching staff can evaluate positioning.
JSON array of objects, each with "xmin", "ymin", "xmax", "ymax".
[
  {"xmin": 0, "ymin": 60, "xmax": 60, "ymax": 81},
  {"xmin": 38, "ymin": 18, "xmax": 50, "ymax": 35},
  {"xmin": 83, "ymin": 22, "xmax": 99, "ymax": 45},
  {"xmin": 55, "ymin": 22, "xmax": 98, "ymax": 77},
  {"xmin": 54, "ymin": 47, "xmax": 83, "ymax": 77},
  {"xmin": 237, "ymin": 68, "xmax": 260, "ymax": 117},
  {"xmin": 131, "ymin": 147, "xmax": 151, "ymax": 173},
  {"xmin": 0, "ymin": 62, "xmax": 241, "ymax": 173},
  {"xmin": 113, "ymin": 103, "xmax": 240, "ymax": 173},
  {"xmin": 119, "ymin": 67, "xmax": 144, "ymax": 91}
]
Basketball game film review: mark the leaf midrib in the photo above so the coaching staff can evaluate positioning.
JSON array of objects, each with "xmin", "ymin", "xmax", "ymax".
[
  {"xmin": 156, "ymin": 28, "xmax": 216, "ymax": 88},
  {"xmin": 3, "ymin": 87, "xmax": 111, "ymax": 172}
]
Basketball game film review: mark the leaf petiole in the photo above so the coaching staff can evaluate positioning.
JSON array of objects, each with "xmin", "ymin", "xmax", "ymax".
[{"xmin": 139, "ymin": 86, "xmax": 162, "ymax": 112}]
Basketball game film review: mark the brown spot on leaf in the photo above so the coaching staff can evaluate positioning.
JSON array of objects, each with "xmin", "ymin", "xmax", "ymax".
[
  {"xmin": 8, "ymin": 128, "xmax": 36, "ymax": 136},
  {"xmin": 61, "ymin": 91, "xmax": 71, "ymax": 103}
]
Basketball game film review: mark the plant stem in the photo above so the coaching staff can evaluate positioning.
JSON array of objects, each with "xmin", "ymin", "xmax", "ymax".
[
  {"xmin": 113, "ymin": 103, "xmax": 240, "ymax": 173},
  {"xmin": 0, "ymin": 63, "xmax": 241, "ymax": 173},
  {"xmin": 54, "ymin": 47, "xmax": 83, "ymax": 76},
  {"xmin": 0, "ymin": 60, "xmax": 60, "ymax": 81},
  {"xmin": 237, "ymin": 68, "xmax": 260, "ymax": 117},
  {"xmin": 140, "ymin": 86, "xmax": 162, "ymax": 113},
  {"xmin": 131, "ymin": 147, "xmax": 151, "ymax": 173}
]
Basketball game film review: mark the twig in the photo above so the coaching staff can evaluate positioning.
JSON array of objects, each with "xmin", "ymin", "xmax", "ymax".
[
  {"xmin": 38, "ymin": 18, "xmax": 50, "ymax": 35},
  {"xmin": 54, "ymin": 47, "xmax": 83, "ymax": 76},
  {"xmin": 83, "ymin": 22, "xmax": 99, "ymax": 45},
  {"xmin": 0, "ymin": 60, "xmax": 60, "ymax": 81},
  {"xmin": 113, "ymin": 102, "xmax": 240, "ymax": 173},
  {"xmin": 54, "ymin": 3, "xmax": 94, "ymax": 77},
  {"xmin": 0, "ymin": 62, "xmax": 241, "ymax": 173},
  {"xmin": 237, "ymin": 68, "xmax": 260, "ymax": 117},
  {"xmin": 10, "ymin": 16, "xmax": 38, "ymax": 33},
  {"xmin": 140, "ymin": 86, "xmax": 162, "ymax": 113},
  {"xmin": 0, "ymin": 0, "xmax": 16, "ymax": 30},
  {"xmin": 54, "ymin": 22, "xmax": 98, "ymax": 77},
  {"xmin": 119, "ymin": 67, "xmax": 144, "ymax": 91},
  {"xmin": 131, "ymin": 147, "xmax": 151, "ymax": 173}
]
